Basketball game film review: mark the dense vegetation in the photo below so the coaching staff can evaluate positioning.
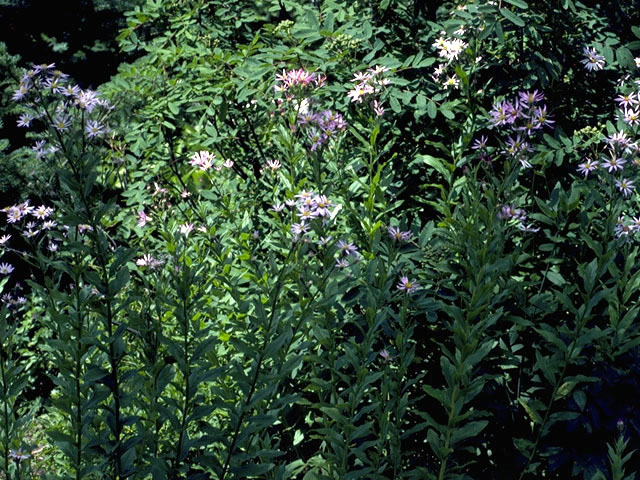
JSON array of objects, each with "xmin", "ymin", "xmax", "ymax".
[{"xmin": 1, "ymin": 0, "xmax": 640, "ymax": 478}]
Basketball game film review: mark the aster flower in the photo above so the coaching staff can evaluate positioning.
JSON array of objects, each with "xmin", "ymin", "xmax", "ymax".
[
  {"xmin": 388, "ymin": 226, "xmax": 412, "ymax": 242},
  {"xmin": 0, "ymin": 234, "xmax": 11, "ymax": 245},
  {"xmin": 33, "ymin": 63, "xmax": 55, "ymax": 74},
  {"xmin": 0, "ymin": 263, "xmax": 14, "ymax": 275},
  {"xmin": 336, "ymin": 240, "xmax": 358, "ymax": 256},
  {"xmin": 615, "ymin": 92, "xmax": 638, "ymax": 108},
  {"xmin": 291, "ymin": 223, "xmax": 309, "ymax": 236},
  {"xmin": 317, "ymin": 236, "xmax": 332, "ymax": 246},
  {"xmin": 85, "ymin": 120, "xmax": 106, "ymax": 138},
  {"xmin": 12, "ymin": 84, "xmax": 29, "ymax": 101},
  {"xmin": 335, "ymin": 258, "xmax": 350, "ymax": 269},
  {"xmin": 61, "ymin": 84, "xmax": 81, "ymax": 97},
  {"xmin": 52, "ymin": 115, "xmax": 71, "ymax": 132},
  {"xmin": 266, "ymin": 159, "xmax": 281, "ymax": 170},
  {"xmin": 518, "ymin": 223, "xmax": 540, "ymax": 233},
  {"xmin": 624, "ymin": 108, "xmax": 640, "ymax": 126},
  {"xmin": 75, "ymin": 89, "xmax": 99, "ymax": 112},
  {"xmin": 443, "ymin": 75, "xmax": 459, "ymax": 90},
  {"xmin": 472, "ymin": 135, "xmax": 488, "ymax": 150},
  {"xmin": 77, "ymin": 224, "xmax": 93, "ymax": 234},
  {"xmin": 372, "ymin": 100, "xmax": 385, "ymax": 116},
  {"xmin": 615, "ymin": 217, "xmax": 633, "ymax": 237},
  {"xmin": 32, "ymin": 205, "xmax": 53, "ymax": 219},
  {"xmin": 138, "ymin": 210, "xmax": 150, "ymax": 228},
  {"xmin": 8, "ymin": 449, "xmax": 29, "ymax": 461},
  {"xmin": 295, "ymin": 190, "xmax": 314, "ymax": 201},
  {"xmin": 533, "ymin": 105, "xmax": 554, "ymax": 129},
  {"xmin": 577, "ymin": 159, "xmax": 599, "ymax": 177},
  {"xmin": 312, "ymin": 195, "xmax": 332, "ymax": 217},
  {"xmin": 581, "ymin": 47, "xmax": 605, "ymax": 71},
  {"xmin": 136, "ymin": 254, "xmax": 156, "ymax": 267},
  {"xmin": 347, "ymin": 83, "xmax": 374, "ymax": 103},
  {"xmin": 17, "ymin": 113, "xmax": 34, "ymax": 128},
  {"xmin": 615, "ymin": 178, "xmax": 635, "ymax": 197},
  {"xmin": 489, "ymin": 100, "xmax": 512, "ymax": 127},
  {"xmin": 601, "ymin": 155, "xmax": 626, "ymax": 172},
  {"xmin": 297, "ymin": 205, "xmax": 317, "ymax": 222},
  {"xmin": 397, "ymin": 276, "xmax": 419, "ymax": 293},
  {"xmin": 190, "ymin": 151, "xmax": 215, "ymax": 171},
  {"xmin": 180, "ymin": 223, "xmax": 194, "ymax": 236},
  {"xmin": 608, "ymin": 131, "xmax": 631, "ymax": 149},
  {"xmin": 518, "ymin": 90, "xmax": 545, "ymax": 105},
  {"xmin": 270, "ymin": 203, "xmax": 285, "ymax": 212},
  {"xmin": 379, "ymin": 349, "xmax": 393, "ymax": 361},
  {"xmin": 44, "ymin": 76, "xmax": 65, "ymax": 93}
]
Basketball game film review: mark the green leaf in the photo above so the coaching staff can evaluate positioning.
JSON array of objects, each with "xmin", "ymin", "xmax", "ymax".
[
  {"xmin": 451, "ymin": 420, "xmax": 489, "ymax": 445},
  {"xmin": 518, "ymin": 397, "xmax": 542, "ymax": 424},
  {"xmin": 417, "ymin": 155, "xmax": 452, "ymax": 184},
  {"xmin": 500, "ymin": 8, "xmax": 525, "ymax": 27},
  {"xmin": 545, "ymin": 270, "xmax": 565, "ymax": 287},
  {"xmin": 427, "ymin": 100, "xmax": 437, "ymax": 119},
  {"xmin": 504, "ymin": 0, "xmax": 528, "ymax": 8}
]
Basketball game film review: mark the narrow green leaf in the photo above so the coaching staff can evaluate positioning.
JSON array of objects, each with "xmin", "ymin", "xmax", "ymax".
[{"xmin": 500, "ymin": 8, "xmax": 525, "ymax": 27}]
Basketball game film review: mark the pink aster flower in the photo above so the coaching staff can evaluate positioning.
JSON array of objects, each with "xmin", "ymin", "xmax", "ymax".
[
  {"xmin": 372, "ymin": 100, "xmax": 385, "ymax": 116},
  {"xmin": 138, "ymin": 210, "xmax": 150, "ymax": 228},
  {"xmin": 180, "ymin": 223, "xmax": 194, "ymax": 236}
]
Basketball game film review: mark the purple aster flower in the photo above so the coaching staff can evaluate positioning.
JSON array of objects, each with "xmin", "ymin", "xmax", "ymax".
[
  {"xmin": 533, "ymin": 105, "xmax": 554, "ymax": 129},
  {"xmin": 388, "ymin": 226, "xmax": 412, "ymax": 242},
  {"xmin": 518, "ymin": 90, "xmax": 545, "ymax": 105},
  {"xmin": 335, "ymin": 258, "xmax": 350, "ymax": 269},
  {"xmin": 0, "ymin": 263, "xmax": 14, "ymax": 275},
  {"xmin": 379, "ymin": 349, "xmax": 393, "ymax": 361},
  {"xmin": 16, "ymin": 113, "xmax": 34, "ymax": 128},
  {"xmin": 615, "ymin": 178, "xmax": 635, "ymax": 197},
  {"xmin": 397, "ymin": 276, "xmax": 419, "ymax": 293},
  {"xmin": 577, "ymin": 159, "xmax": 599, "ymax": 177},
  {"xmin": 471, "ymin": 135, "xmax": 488, "ymax": 150},
  {"xmin": 336, "ymin": 239, "xmax": 358, "ymax": 256},
  {"xmin": 601, "ymin": 155, "xmax": 626, "ymax": 172},
  {"xmin": 85, "ymin": 120, "xmax": 106, "ymax": 138},
  {"xmin": 581, "ymin": 47, "xmax": 605, "ymax": 71}
]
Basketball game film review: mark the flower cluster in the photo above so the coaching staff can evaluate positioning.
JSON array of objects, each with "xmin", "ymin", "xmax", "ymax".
[
  {"xmin": 12, "ymin": 63, "xmax": 112, "ymax": 156},
  {"xmin": 0, "ymin": 201, "xmax": 60, "ymax": 276},
  {"xmin": 498, "ymin": 205, "xmax": 539, "ymax": 232},
  {"xmin": 189, "ymin": 150, "xmax": 234, "ymax": 171},
  {"xmin": 614, "ymin": 215, "xmax": 640, "ymax": 237},
  {"xmin": 297, "ymin": 109, "xmax": 347, "ymax": 151},
  {"xmin": 431, "ymin": 29, "xmax": 471, "ymax": 92},
  {"xmin": 477, "ymin": 91, "xmax": 554, "ymax": 169},
  {"xmin": 432, "ymin": 36, "xmax": 468, "ymax": 62},
  {"xmin": 347, "ymin": 65, "xmax": 390, "ymax": 106},
  {"xmin": 274, "ymin": 68, "xmax": 325, "ymax": 99}
]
